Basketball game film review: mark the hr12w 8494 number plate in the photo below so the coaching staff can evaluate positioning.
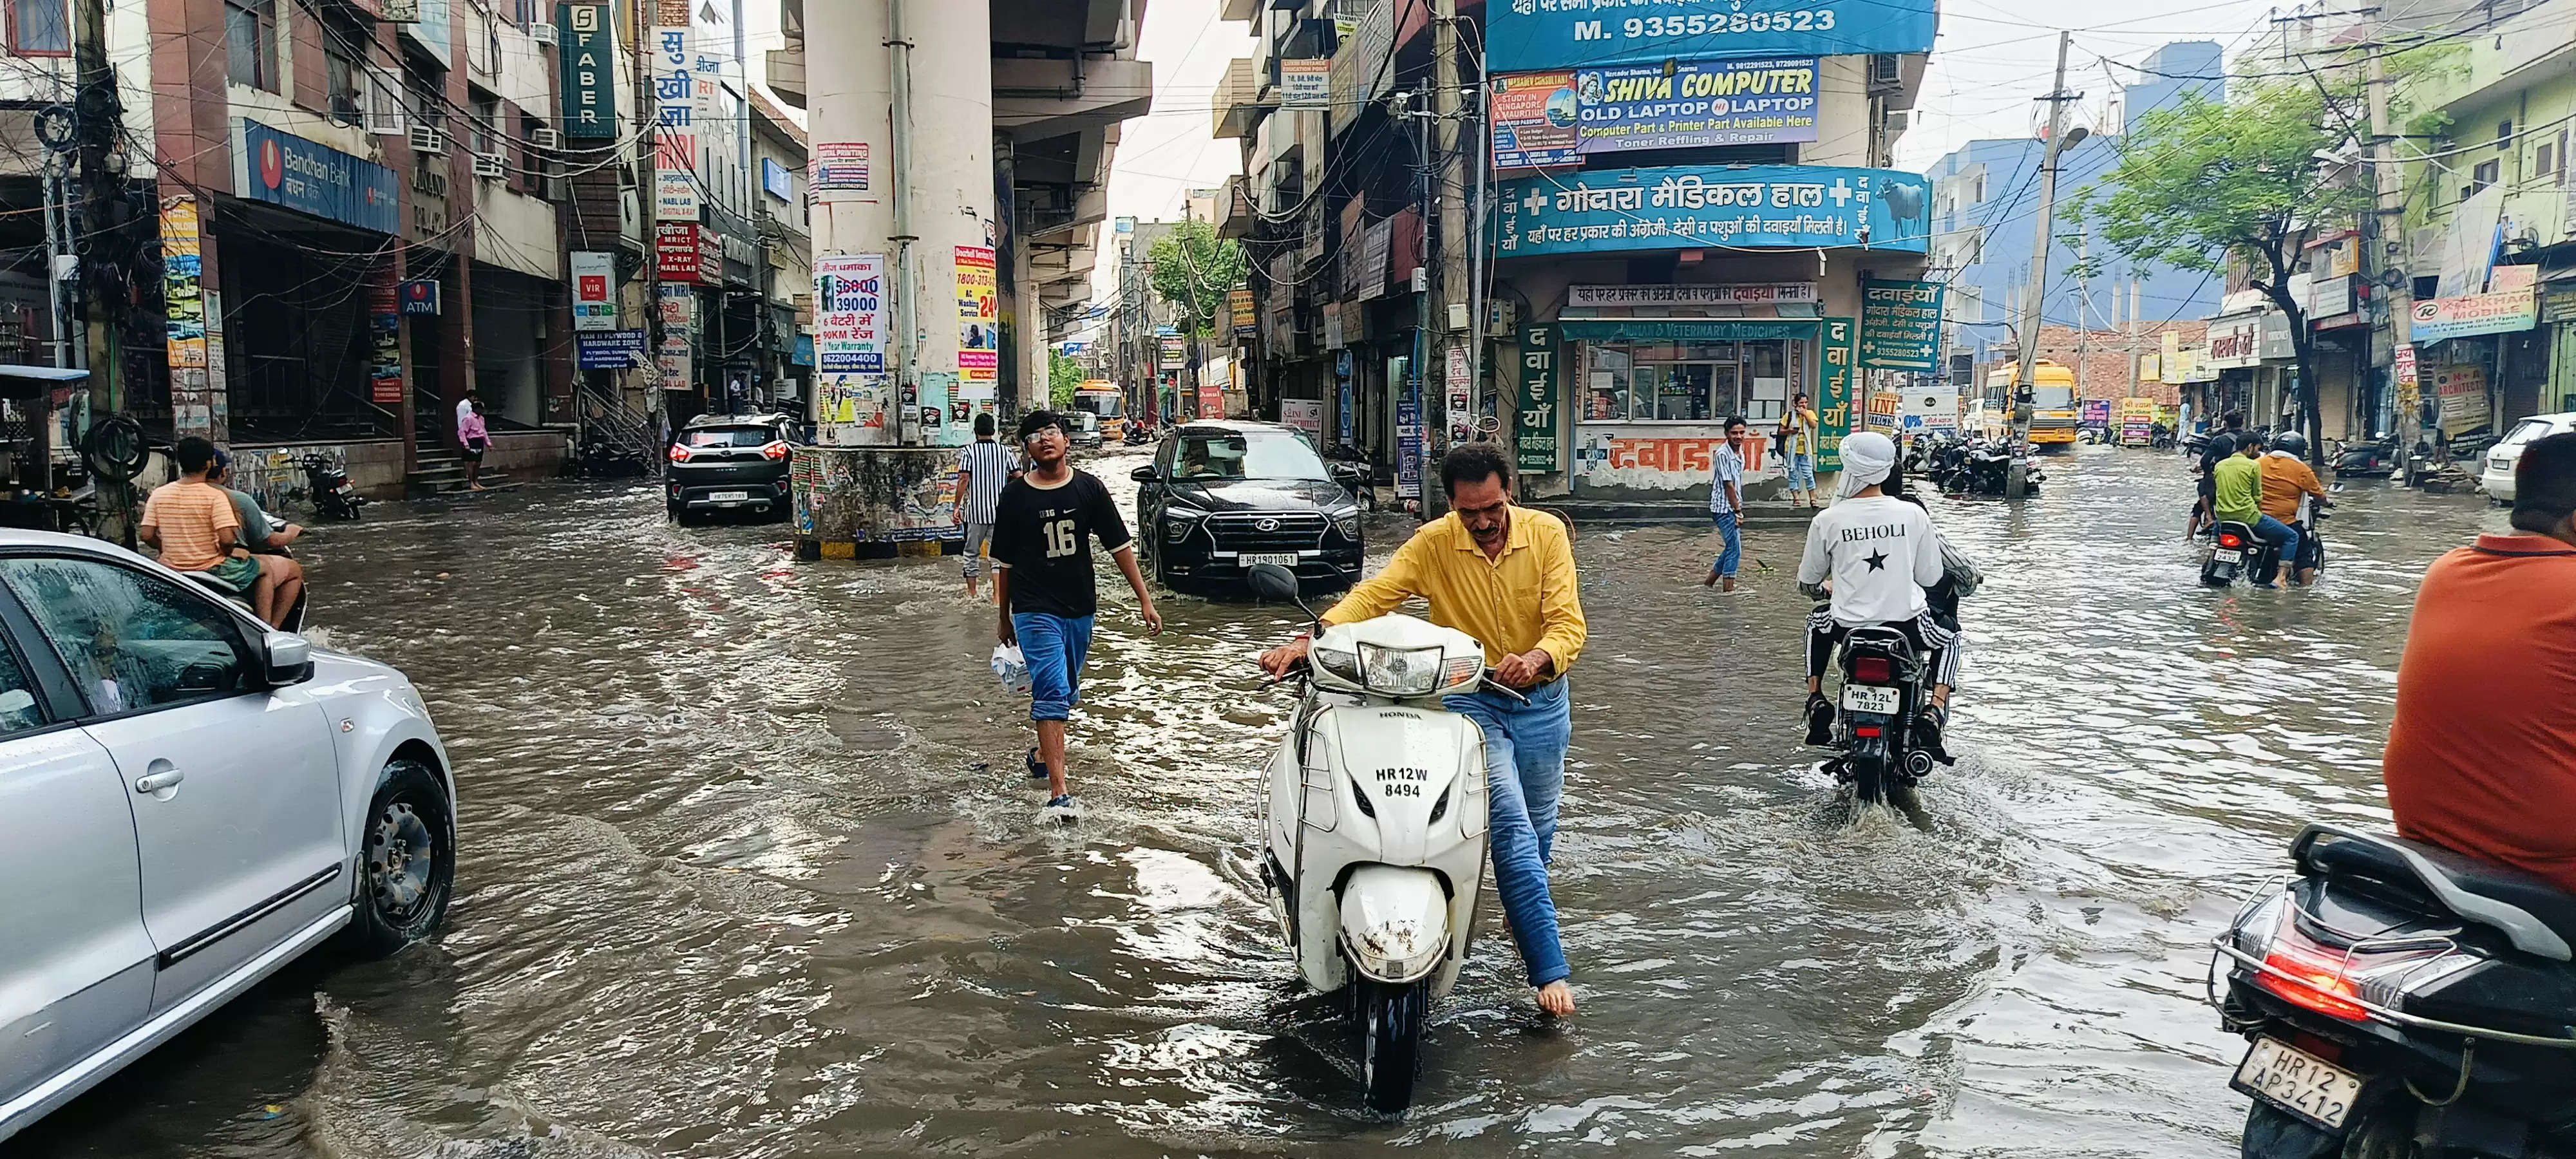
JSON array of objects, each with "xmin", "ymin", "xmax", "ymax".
[{"xmin": 2231, "ymin": 1036, "xmax": 2365, "ymax": 1131}]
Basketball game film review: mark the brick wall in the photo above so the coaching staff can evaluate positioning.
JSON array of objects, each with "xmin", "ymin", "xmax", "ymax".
[{"xmin": 1985, "ymin": 322, "xmax": 2208, "ymax": 404}]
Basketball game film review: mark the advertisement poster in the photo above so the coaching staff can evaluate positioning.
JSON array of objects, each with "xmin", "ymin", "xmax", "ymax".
[
  {"xmin": 1279, "ymin": 59, "xmax": 1332, "ymax": 109},
  {"xmin": 651, "ymin": 14, "xmax": 698, "ymax": 221},
  {"xmin": 1492, "ymin": 58, "xmax": 1820, "ymax": 168},
  {"xmin": 1281, "ymin": 398, "xmax": 1323, "ymax": 439},
  {"xmin": 1495, "ymin": 166, "xmax": 1931, "ymax": 258},
  {"xmin": 159, "ymin": 194, "xmax": 207, "ymax": 371},
  {"xmin": 1817, "ymin": 317, "xmax": 1856, "ymax": 471},
  {"xmin": 658, "ymin": 334, "xmax": 691, "ymax": 391},
  {"xmin": 1396, "ymin": 398, "xmax": 1423, "ymax": 498},
  {"xmin": 1518, "ymin": 324, "xmax": 1561, "ymax": 473},
  {"xmin": 2412, "ymin": 266, "xmax": 2539, "ymax": 342},
  {"xmin": 1159, "ymin": 335, "xmax": 1186, "ymax": 370},
  {"xmin": 1229, "ymin": 287, "xmax": 1257, "ymax": 336},
  {"xmin": 1486, "ymin": 0, "xmax": 1937, "ymax": 71},
  {"xmin": 1900, "ymin": 385, "xmax": 1958, "ymax": 437},
  {"xmin": 1445, "ymin": 345, "xmax": 1474, "ymax": 447},
  {"xmin": 571, "ymin": 250, "xmax": 616, "ymax": 331},
  {"xmin": 654, "ymin": 221, "xmax": 701, "ymax": 280},
  {"xmin": 952, "ymin": 245, "xmax": 998, "ymax": 398},
  {"xmin": 370, "ymin": 272, "xmax": 402, "ymax": 404},
  {"xmin": 1337, "ymin": 350, "xmax": 1355, "ymax": 443},
  {"xmin": 657, "ymin": 281, "xmax": 694, "ymax": 326},
  {"xmin": 814, "ymin": 142, "xmax": 869, "ymax": 191},
  {"xmin": 576, "ymin": 330, "xmax": 649, "ymax": 370},
  {"xmin": 2432, "ymin": 363, "xmax": 2491, "ymax": 436},
  {"xmin": 1857, "ymin": 278, "xmax": 1944, "ymax": 372},
  {"xmin": 813, "ymin": 253, "xmax": 886, "ymax": 374}
]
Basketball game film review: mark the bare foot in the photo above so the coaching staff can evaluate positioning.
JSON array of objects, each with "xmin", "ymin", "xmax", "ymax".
[
  {"xmin": 468, "ymin": 484, "xmax": 490, "ymax": 492},
  {"xmin": 1536, "ymin": 980, "xmax": 1575, "ymax": 1015},
  {"xmin": 1721, "ymin": 576, "xmax": 1736, "ymax": 592},
  {"xmin": 1701, "ymin": 571, "xmax": 1718, "ymax": 588}
]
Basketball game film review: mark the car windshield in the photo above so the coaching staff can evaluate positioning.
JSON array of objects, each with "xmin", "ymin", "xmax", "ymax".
[
  {"xmin": 683, "ymin": 426, "xmax": 777, "ymax": 448},
  {"xmin": 2500, "ymin": 418, "xmax": 2555, "ymax": 448},
  {"xmin": 1173, "ymin": 431, "xmax": 1329, "ymax": 480}
]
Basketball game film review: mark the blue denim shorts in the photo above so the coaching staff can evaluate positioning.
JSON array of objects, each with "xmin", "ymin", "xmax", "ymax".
[
  {"xmin": 1789, "ymin": 453, "xmax": 1817, "ymax": 490},
  {"xmin": 1012, "ymin": 612, "xmax": 1095, "ymax": 721}
]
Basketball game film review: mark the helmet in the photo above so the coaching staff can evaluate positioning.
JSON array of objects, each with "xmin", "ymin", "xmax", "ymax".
[{"xmin": 2273, "ymin": 431, "xmax": 2309, "ymax": 458}]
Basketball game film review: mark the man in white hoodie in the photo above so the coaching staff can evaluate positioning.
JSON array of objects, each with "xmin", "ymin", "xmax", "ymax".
[{"xmin": 1796, "ymin": 431, "xmax": 1960, "ymax": 755}]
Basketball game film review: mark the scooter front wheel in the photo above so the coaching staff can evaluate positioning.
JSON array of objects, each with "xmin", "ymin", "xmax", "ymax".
[{"xmin": 1358, "ymin": 977, "xmax": 1429, "ymax": 1113}]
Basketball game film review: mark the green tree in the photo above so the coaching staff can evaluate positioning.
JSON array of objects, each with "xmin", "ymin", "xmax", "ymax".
[
  {"xmin": 1049, "ymin": 350, "xmax": 1084, "ymax": 410},
  {"xmin": 2071, "ymin": 53, "xmax": 2444, "ymax": 452},
  {"xmin": 1146, "ymin": 220, "xmax": 1249, "ymax": 338}
]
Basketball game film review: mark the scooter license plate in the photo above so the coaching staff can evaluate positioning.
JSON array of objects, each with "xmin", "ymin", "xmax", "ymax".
[
  {"xmin": 2231, "ymin": 1037, "xmax": 2365, "ymax": 1131},
  {"xmin": 1840, "ymin": 684, "xmax": 1901, "ymax": 715},
  {"xmin": 2213, "ymin": 549, "xmax": 2243, "ymax": 563},
  {"xmin": 708, "ymin": 491, "xmax": 751, "ymax": 503}
]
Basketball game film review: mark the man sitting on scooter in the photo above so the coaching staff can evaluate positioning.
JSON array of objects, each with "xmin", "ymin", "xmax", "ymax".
[
  {"xmin": 1797, "ymin": 431, "xmax": 1961, "ymax": 759},
  {"xmin": 1258, "ymin": 444, "xmax": 1585, "ymax": 1017},
  {"xmin": 2257, "ymin": 432, "xmax": 2328, "ymax": 585},
  {"xmin": 2383, "ymin": 432, "xmax": 2576, "ymax": 894},
  {"xmin": 2213, "ymin": 433, "xmax": 2299, "ymax": 589}
]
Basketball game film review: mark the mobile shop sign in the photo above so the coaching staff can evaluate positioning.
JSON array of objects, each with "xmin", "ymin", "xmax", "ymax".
[
  {"xmin": 557, "ymin": 3, "xmax": 616, "ymax": 138},
  {"xmin": 575, "ymin": 329, "xmax": 649, "ymax": 370},
  {"xmin": 813, "ymin": 253, "xmax": 886, "ymax": 374},
  {"xmin": 1495, "ymin": 166, "xmax": 1931, "ymax": 258},
  {"xmin": 1492, "ymin": 57, "xmax": 1819, "ymax": 168},
  {"xmin": 2412, "ymin": 283, "xmax": 2538, "ymax": 341},
  {"xmin": 1486, "ymin": 0, "xmax": 1936, "ymax": 73},
  {"xmin": 1857, "ymin": 279, "xmax": 1943, "ymax": 372}
]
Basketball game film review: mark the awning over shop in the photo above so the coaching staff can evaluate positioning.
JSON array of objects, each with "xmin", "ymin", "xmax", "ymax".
[
  {"xmin": 0, "ymin": 364, "xmax": 87, "ymax": 400},
  {"xmin": 1559, "ymin": 319, "xmax": 1817, "ymax": 343}
]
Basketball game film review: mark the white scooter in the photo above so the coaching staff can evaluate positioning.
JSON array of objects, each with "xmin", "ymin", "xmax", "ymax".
[{"xmin": 1247, "ymin": 562, "xmax": 1511, "ymax": 1113}]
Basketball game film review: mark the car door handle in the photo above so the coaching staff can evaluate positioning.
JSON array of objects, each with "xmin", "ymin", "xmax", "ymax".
[{"xmin": 133, "ymin": 765, "xmax": 185, "ymax": 795}]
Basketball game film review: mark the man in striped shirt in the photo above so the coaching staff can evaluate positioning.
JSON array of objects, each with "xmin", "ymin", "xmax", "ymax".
[{"xmin": 955, "ymin": 412, "xmax": 1020, "ymax": 602}]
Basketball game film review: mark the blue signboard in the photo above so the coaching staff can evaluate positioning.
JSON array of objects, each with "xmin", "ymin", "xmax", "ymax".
[
  {"xmin": 236, "ymin": 119, "xmax": 399, "ymax": 234},
  {"xmin": 1493, "ymin": 165, "xmax": 1930, "ymax": 258},
  {"xmin": 399, "ymin": 279, "xmax": 440, "ymax": 316},
  {"xmin": 576, "ymin": 329, "xmax": 649, "ymax": 370},
  {"xmin": 1488, "ymin": 0, "xmax": 1935, "ymax": 71},
  {"xmin": 791, "ymin": 333, "xmax": 813, "ymax": 367}
]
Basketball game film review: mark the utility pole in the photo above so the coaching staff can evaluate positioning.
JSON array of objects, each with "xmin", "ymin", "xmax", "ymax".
[
  {"xmin": 887, "ymin": 0, "xmax": 920, "ymax": 446},
  {"xmin": 2009, "ymin": 30, "xmax": 2084, "ymax": 500},
  {"xmin": 1427, "ymin": 0, "xmax": 1464, "ymax": 521},
  {"xmin": 2366, "ymin": 32, "xmax": 2418, "ymax": 473},
  {"xmin": 73, "ymin": 0, "xmax": 128, "ymax": 537}
]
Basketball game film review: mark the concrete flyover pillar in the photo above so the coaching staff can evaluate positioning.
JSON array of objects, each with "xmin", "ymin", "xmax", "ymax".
[{"xmin": 797, "ymin": 0, "xmax": 996, "ymax": 558}]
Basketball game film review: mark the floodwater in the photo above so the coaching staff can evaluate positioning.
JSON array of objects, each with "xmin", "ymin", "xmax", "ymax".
[{"xmin": 13, "ymin": 446, "xmax": 2510, "ymax": 1158}]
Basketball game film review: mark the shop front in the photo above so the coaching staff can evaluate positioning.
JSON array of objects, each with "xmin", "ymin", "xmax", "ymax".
[{"xmin": 1562, "ymin": 317, "xmax": 1835, "ymax": 502}]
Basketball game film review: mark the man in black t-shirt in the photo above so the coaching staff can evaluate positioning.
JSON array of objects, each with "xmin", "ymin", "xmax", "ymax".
[{"xmin": 994, "ymin": 410, "xmax": 1163, "ymax": 816}]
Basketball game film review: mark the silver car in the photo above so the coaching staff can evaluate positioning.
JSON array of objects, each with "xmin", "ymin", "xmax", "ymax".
[{"xmin": 0, "ymin": 530, "xmax": 456, "ymax": 1144}]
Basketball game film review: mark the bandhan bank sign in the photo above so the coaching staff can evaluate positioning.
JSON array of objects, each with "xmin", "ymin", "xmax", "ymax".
[{"xmin": 233, "ymin": 119, "xmax": 399, "ymax": 234}]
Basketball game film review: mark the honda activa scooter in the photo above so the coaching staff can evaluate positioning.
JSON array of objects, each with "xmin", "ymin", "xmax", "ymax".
[{"xmin": 1246, "ymin": 562, "xmax": 1502, "ymax": 1114}]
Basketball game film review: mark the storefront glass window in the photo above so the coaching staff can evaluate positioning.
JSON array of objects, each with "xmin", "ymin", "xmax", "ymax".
[{"xmin": 1580, "ymin": 338, "xmax": 1792, "ymax": 422}]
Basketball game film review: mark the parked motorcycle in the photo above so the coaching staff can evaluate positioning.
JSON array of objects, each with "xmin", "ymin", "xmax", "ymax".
[
  {"xmin": 1247, "ymin": 561, "xmax": 1501, "ymax": 1113},
  {"xmin": 2212, "ymin": 824, "xmax": 2576, "ymax": 1158},
  {"xmin": 1816, "ymin": 607, "xmax": 1941, "ymax": 823},
  {"xmin": 2331, "ymin": 435, "xmax": 2400, "ymax": 479},
  {"xmin": 1938, "ymin": 439, "xmax": 2042, "ymax": 498},
  {"xmin": 1123, "ymin": 422, "xmax": 1153, "ymax": 447},
  {"xmin": 301, "ymin": 454, "xmax": 367, "ymax": 520}
]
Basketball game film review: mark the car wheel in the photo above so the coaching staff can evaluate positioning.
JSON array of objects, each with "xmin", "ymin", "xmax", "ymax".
[
  {"xmin": 668, "ymin": 504, "xmax": 694, "ymax": 525},
  {"xmin": 341, "ymin": 758, "xmax": 455, "ymax": 959}
]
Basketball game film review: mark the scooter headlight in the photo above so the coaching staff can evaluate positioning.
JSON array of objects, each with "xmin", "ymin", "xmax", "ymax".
[
  {"xmin": 1312, "ymin": 646, "xmax": 1363, "ymax": 685},
  {"xmin": 1359, "ymin": 644, "xmax": 1443, "ymax": 696}
]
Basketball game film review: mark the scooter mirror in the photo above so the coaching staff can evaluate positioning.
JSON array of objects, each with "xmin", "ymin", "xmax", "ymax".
[{"xmin": 1245, "ymin": 562, "xmax": 1300, "ymax": 603}]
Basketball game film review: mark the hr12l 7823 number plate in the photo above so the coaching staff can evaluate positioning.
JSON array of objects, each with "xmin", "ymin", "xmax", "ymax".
[
  {"xmin": 2213, "ymin": 549, "xmax": 2244, "ymax": 564},
  {"xmin": 2231, "ymin": 1036, "xmax": 2364, "ymax": 1131},
  {"xmin": 1839, "ymin": 684, "xmax": 1901, "ymax": 715}
]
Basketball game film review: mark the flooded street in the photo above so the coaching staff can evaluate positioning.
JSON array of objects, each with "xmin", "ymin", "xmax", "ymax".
[{"xmin": 14, "ymin": 446, "xmax": 2509, "ymax": 1158}]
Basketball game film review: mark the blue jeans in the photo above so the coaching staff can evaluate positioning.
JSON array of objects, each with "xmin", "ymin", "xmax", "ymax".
[
  {"xmin": 1789, "ymin": 453, "xmax": 1816, "ymax": 491},
  {"xmin": 1012, "ymin": 612, "xmax": 1094, "ymax": 721},
  {"xmin": 1709, "ymin": 511, "xmax": 1741, "ymax": 578},
  {"xmin": 2252, "ymin": 516, "xmax": 2300, "ymax": 584},
  {"xmin": 1444, "ymin": 678, "xmax": 1572, "ymax": 988}
]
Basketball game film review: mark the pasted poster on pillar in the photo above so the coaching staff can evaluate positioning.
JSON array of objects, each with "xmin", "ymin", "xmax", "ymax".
[
  {"xmin": 1817, "ymin": 317, "xmax": 1857, "ymax": 471},
  {"xmin": 813, "ymin": 142, "xmax": 869, "ymax": 192},
  {"xmin": 658, "ymin": 334, "xmax": 692, "ymax": 390},
  {"xmin": 1444, "ymin": 345, "xmax": 1474, "ymax": 448},
  {"xmin": 571, "ymin": 250, "xmax": 616, "ymax": 331},
  {"xmin": 369, "ymin": 272, "xmax": 402, "ymax": 403},
  {"xmin": 1858, "ymin": 279, "xmax": 1944, "ymax": 372},
  {"xmin": 954, "ymin": 245, "xmax": 998, "ymax": 400},
  {"xmin": 813, "ymin": 253, "xmax": 886, "ymax": 374},
  {"xmin": 160, "ymin": 194, "xmax": 207, "ymax": 371},
  {"xmin": 1396, "ymin": 398, "xmax": 1423, "ymax": 499},
  {"xmin": 1517, "ymin": 324, "xmax": 1560, "ymax": 473}
]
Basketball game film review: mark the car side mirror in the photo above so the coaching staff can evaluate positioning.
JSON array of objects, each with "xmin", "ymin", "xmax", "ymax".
[
  {"xmin": 1130, "ymin": 466, "xmax": 1157, "ymax": 484},
  {"xmin": 263, "ymin": 631, "xmax": 315, "ymax": 687}
]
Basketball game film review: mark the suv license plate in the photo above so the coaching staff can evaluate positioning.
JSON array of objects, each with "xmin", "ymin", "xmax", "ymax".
[
  {"xmin": 708, "ymin": 491, "xmax": 750, "ymax": 502},
  {"xmin": 1242, "ymin": 552, "xmax": 1300, "ymax": 568},
  {"xmin": 1841, "ymin": 684, "xmax": 1901, "ymax": 714},
  {"xmin": 2213, "ymin": 549, "xmax": 2242, "ymax": 563},
  {"xmin": 2231, "ymin": 1037, "xmax": 2365, "ymax": 1131}
]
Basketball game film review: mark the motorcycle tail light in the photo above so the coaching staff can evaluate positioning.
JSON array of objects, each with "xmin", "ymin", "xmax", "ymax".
[
  {"xmin": 1852, "ymin": 656, "xmax": 1893, "ymax": 684},
  {"xmin": 2218, "ymin": 532, "xmax": 2244, "ymax": 549},
  {"xmin": 668, "ymin": 444, "xmax": 692, "ymax": 463},
  {"xmin": 2246, "ymin": 907, "xmax": 2467, "ymax": 1023},
  {"xmin": 1855, "ymin": 726, "xmax": 1882, "ymax": 737},
  {"xmin": 761, "ymin": 440, "xmax": 790, "ymax": 462}
]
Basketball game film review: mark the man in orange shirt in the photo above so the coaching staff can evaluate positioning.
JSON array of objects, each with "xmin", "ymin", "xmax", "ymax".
[
  {"xmin": 2382, "ymin": 431, "xmax": 2576, "ymax": 894},
  {"xmin": 140, "ymin": 437, "xmax": 272, "ymax": 618},
  {"xmin": 2257, "ymin": 431, "xmax": 2329, "ymax": 585}
]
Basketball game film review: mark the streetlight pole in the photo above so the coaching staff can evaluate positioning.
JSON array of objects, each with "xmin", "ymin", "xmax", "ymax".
[{"xmin": 2009, "ymin": 30, "xmax": 2085, "ymax": 501}]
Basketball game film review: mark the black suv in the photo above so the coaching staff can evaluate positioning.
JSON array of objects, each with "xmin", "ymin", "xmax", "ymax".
[
  {"xmin": 666, "ymin": 412, "xmax": 797, "ymax": 523},
  {"xmin": 1132, "ymin": 420, "xmax": 1366, "ymax": 592}
]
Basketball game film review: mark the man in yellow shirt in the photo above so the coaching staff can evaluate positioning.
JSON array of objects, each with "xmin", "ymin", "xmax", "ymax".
[{"xmin": 1259, "ymin": 444, "xmax": 1586, "ymax": 1016}]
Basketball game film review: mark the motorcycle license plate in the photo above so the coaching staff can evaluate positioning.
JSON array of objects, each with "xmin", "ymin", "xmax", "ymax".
[
  {"xmin": 1241, "ymin": 552, "xmax": 1300, "ymax": 567},
  {"xmin": 1840, "ymin": 684, "xmax": 1901, "ymax": 715},
  {"xmin": 2213, "ymin": 549, "xmax": 2243, "ymax": 563},
  {"xmin": 2231, "ymin": 1037, "xmax": 2365, "ymax": 1131},
  {"xmin": 708, "ymin": 491, "xmax": 751, "ymax": 503}
]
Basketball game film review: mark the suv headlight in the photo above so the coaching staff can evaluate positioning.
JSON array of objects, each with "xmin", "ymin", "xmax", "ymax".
[
  {"xmin": 1162, "ymin": 505, "xmax": 1208, "ymax": 543},
  {"xmin": 1331, "ymin": 510, "xmax": 1362, "ymax": 542}
]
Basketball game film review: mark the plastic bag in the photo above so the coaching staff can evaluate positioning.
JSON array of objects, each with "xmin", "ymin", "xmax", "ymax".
[{"xmin": 991, "ymin": 643, "xmax": 1031, "ymax": 695}]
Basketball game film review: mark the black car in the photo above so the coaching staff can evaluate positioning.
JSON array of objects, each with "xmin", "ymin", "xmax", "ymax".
[
  {"xmin": 1132, "ymin": 420, "xmax": 1367, "ymax": 592},
  {"xmin": 666, "ymin": 412, "xmax": 796, "ymax": 523}
]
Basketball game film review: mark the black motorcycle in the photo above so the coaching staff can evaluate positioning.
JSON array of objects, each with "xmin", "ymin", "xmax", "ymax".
[
  {"xmin": 301, "ymin": 455, "xmax": 366, "ymax": 520},
  {"xmin": 2332, "ymin": 436, "xmax": 2400, "ymax": 479},
  {"xmin": 1819, "ymin": 614, "xmax": 1940, "ymax": 822},
  {"xmin": 1940, "ymin": 440, "xmax": 2042, "ymax": 498},
  {"xmin": 2202, "ymin": 507, "xmax": 2325, "ymax": 587},
  {"xmin": 2214, "ymin": 824, "xmax": 2576, "ymax": 1158}
]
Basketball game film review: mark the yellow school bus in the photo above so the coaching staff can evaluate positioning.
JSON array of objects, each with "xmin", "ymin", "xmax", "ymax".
[
  {"xmin": 1982, "ymin": 361, "xmax": 2081, "ymax": 449},
  {"xmin": 1074, "ymin": 381, "xmax": 1126, "ymax": 442}
]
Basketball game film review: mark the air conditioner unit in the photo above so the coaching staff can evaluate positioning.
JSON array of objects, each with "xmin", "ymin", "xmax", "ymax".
[
  {"xmin": 1886, "ymin": 109, "xmax": 1911, "ymax": 133},
  {"xmin": 530, "ymin": 21, "xmax": 558, "ymax": 46},
  {"xmin": 542, "ymin": 176, "xmax": 571, "ymax": 202},
  {"xmin": 1868, "ymin": 53, "xmax": 1903, "ymax": 95},
  {"xmin": 530, "ymin": 127, "xmax": 561, "ymax": 150},
  {"xmin": 409, "ymin": 124, "xmax": 446, "ymax": 155},
  {"xmin": 473, "ymin": 152, "xmax": 508, "ymax": 179}
]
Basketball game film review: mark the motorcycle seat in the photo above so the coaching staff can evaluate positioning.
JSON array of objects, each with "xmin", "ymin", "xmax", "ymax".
[{"xmin": 2297, "ymin": 824, "xmax": 2576, "ymax": 961}]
